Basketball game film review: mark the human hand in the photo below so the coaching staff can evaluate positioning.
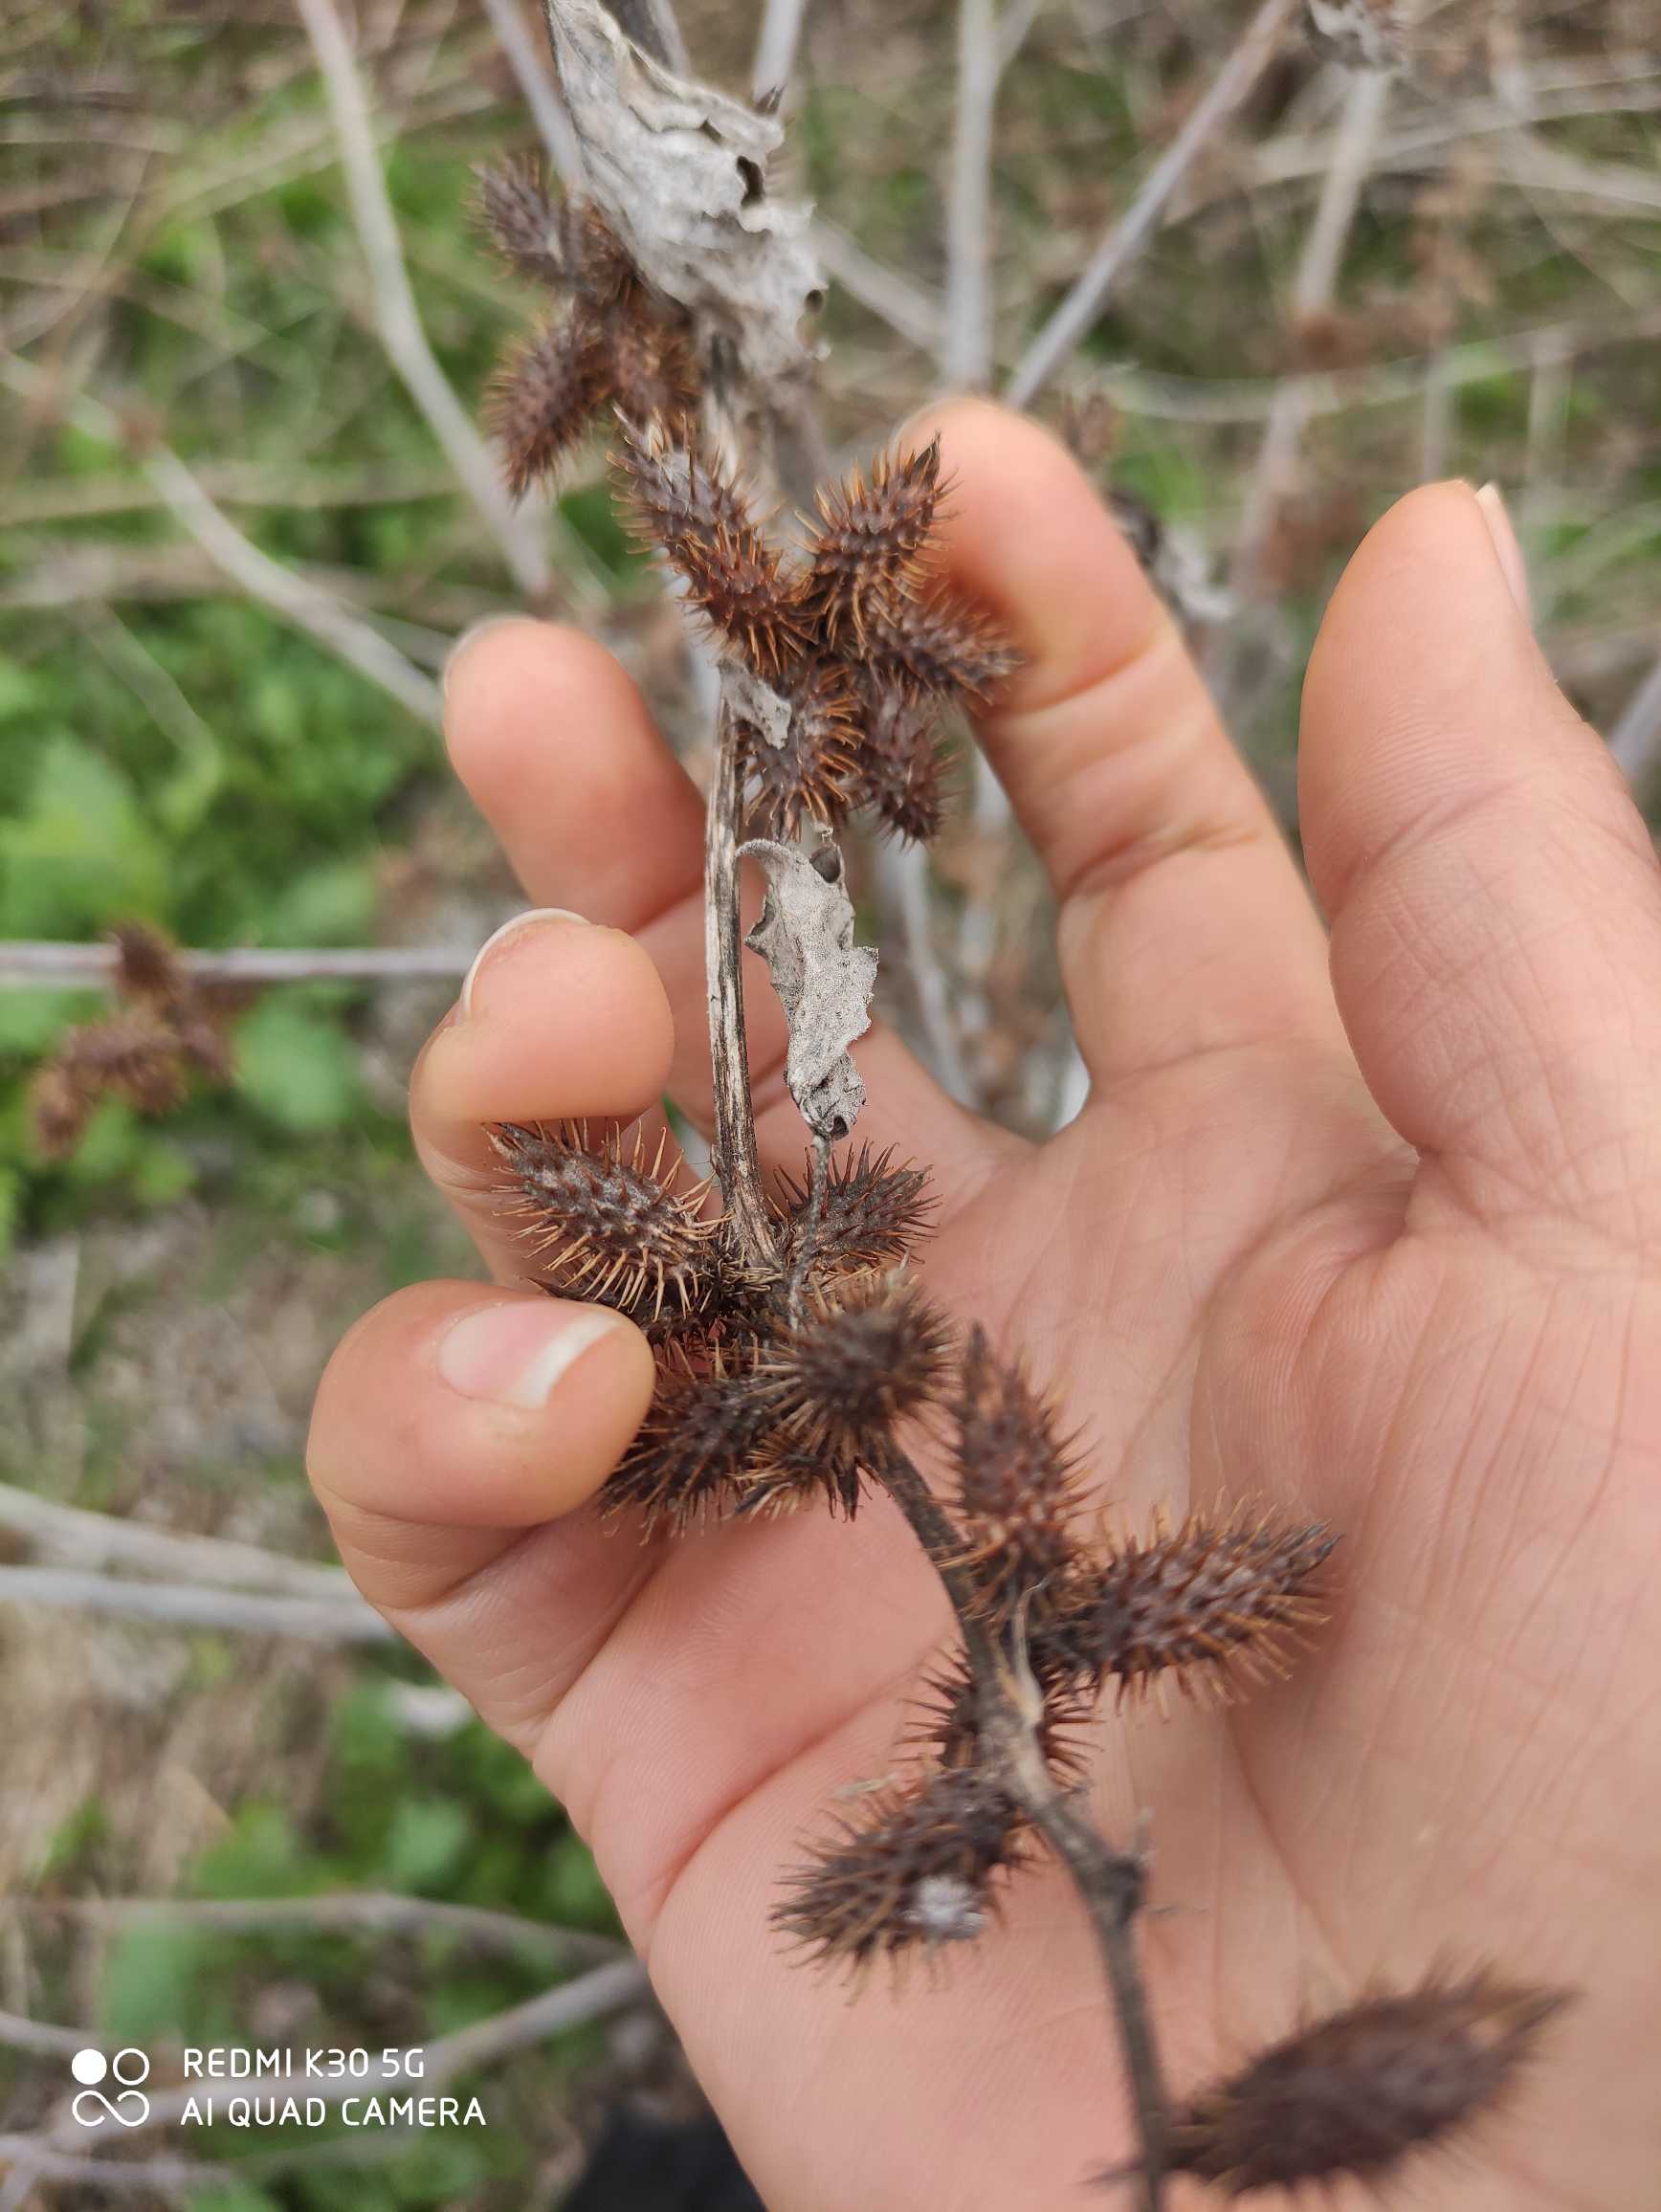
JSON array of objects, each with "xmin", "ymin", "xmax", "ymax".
[{"xmin": 308, "ymin": 402, "xmax": 1661, "ymax": 2209}]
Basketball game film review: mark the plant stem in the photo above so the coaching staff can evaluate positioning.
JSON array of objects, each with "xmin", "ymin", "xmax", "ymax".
[
  {"xmin": 875, "ymin": 1446, "xmax": 1169, "ymax": 2210},
  {"xmin": 704, "ymin": 698, "xmax": 775, "ymax": 1266},
  {"xmin": 786, "ymin": 1128, "xmax": 833, "ymax": 1320}
]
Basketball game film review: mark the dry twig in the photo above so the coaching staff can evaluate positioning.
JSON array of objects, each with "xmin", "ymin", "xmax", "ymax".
[
  {"xmin": 943, "ymin": 0, "xmax": 1000, "ymax": 392},
  {"xmin": 1609, "ymin": 652, "xmax": 1661, "ymax": 786},
  {"xmin": 0, "ymin": 941, "xmax": 472, "ymax": 989},
  {"xmin": 480, "ymin": 0, "xmax": 583, "ymax": 185},
  {"xmin": 49, "ymin": 1891, "xmax": 622, "ymax": 1968},
  {"xmin": 294, "ymin": 0, "xmax": 554, "ymax": 602},
  {"xmin": 0, "ymin": 1479, "xmax": 352, "ymax": 1600},
  {"xmin": 1006, "ymin": 0, "xmax": 1301, "ymax": 408},
  {"xmin": 0, "ymin": 1565, "xmax": 391, "ymax": 1645},
  {"xmin": 1229, "ymin": 67, "xmax": 1392, "ymax": 601}
]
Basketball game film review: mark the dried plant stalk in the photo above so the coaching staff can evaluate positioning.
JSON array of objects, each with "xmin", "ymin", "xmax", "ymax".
[{"xmin": 472, "ymin": 12, "xmax": 1568, "ymax": 2204}]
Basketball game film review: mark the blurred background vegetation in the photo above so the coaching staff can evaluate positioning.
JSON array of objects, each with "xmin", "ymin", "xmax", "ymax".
[{"xmin": 2, "ymin": 0, "xmax": 1658, "ymax": 2202}]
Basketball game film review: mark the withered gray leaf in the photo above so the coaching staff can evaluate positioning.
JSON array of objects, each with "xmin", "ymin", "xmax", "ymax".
[
  {"xmin": 541, "ymin": 0, "xmax": 821, "ymax": 392},
  {"xmin": 739, "ymin": 839, "xmax": 876, "ymax": 1139},
  {"xmin": 1302, "ymin": 0, "xmax": 1405, "ymax": 71}
]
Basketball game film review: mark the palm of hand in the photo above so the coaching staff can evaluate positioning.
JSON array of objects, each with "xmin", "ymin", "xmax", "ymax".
[{"xmin": 311, "ymin": 408, "xmax": 1661, "ymax": 2210}]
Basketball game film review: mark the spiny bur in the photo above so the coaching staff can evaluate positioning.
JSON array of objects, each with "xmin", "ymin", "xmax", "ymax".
[
  {"xmin": 948, "ymin": 1324, "xmax": 1090, "ymax": 1633},
  {"xmin": 620, "ymin": 417, "xmax": 812, "ymax": 684},
  {"xmin": 802, "ymin": 438, "xmax": 947, "ymax": 646},
  {"xmin": 750, "ymin": 1273, "xmax": 952, "ymax": 1471},
  {"xmin": 475, "ymin": 160, "xmax": 698, "ymax": 494},
  {"xmin": 1163, "ymin": 1969, "xmax": 1569, "ymax": 2195},
  {"xmin": 1036, "ymin": 1509, "xmax": 1336, "ymax": 1709},
  {"xmin": 30, "ymin": 924, "xmax": 232, "ymax": 1160},
  {"xmin": 773, "ymin": 1766, "xmax": 1028, "ymax": 1976},
  {"xmin": 773, "ymin": 1144, "xmax": 936, "ymax": 1274},
  {"xmin": 483, "ymin": 191, "xmax": 1017, "ymax": 846},
  {"xmin": 490, "ymin": 1119, "xmax": 717, "ymax": 1328},
  {"xmin": 605, "ymin": 1355, "xmax": 771, "ymax": 1533}
]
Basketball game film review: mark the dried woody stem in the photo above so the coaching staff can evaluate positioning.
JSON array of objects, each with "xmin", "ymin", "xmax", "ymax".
[
  {"xmin": 705, "ymin": 697, "xmax": 776, "ymax": 1266},
  {"xmin": 875, "ymin": 1445, "xmax": 1170, "ymax": 2207},
  {"xmin": 458, "ymin": 9, "xmax": 1570, "ymax": 2203}
]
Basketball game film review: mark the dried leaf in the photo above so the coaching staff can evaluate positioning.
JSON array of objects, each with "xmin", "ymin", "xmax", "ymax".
[
  {"xmin": 541, "ymin": 0, "xmax": 821, "ymax": 393},
  {"xmin": 1303, "ymin": 0, "xmax": 1406, "ymax": 72},
  {"xmin": 739, "ymin": 837, "xmax": 876, "ymax": 1139}
]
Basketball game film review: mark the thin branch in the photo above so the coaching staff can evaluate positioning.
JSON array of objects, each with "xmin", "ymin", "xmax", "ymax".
[
  {"xmin": 0, "ymin": 2012, "xmax": 83, "ymax": 2061},
  {"xmin": 704, "ymin": 702, "xmax": 774, "ymax": 1266},
  {"xmin": 0, "ymin": 1565, "xmax": 392, "ymax": 1645},
  {"xmin": 996, "ymin": 0, "xmax": 1043, "ymax": 71},
  {"xmin": 294, "ymin": 0, "xmax": 551, "ymax": 601},
  {"xmin": 0, "ymin": 1481, "xmax": 351, "ymax": 1600},
  {"xmin": 953, "ymin": 754, "xmax": 1009, "ymax": 1093},
  {"xmin": 0, "ymin": 538, "xmax": 499, "ymax": 649},
  {"xmin": 413, "ymin": 1957, "xmax": 650, "ymax": 2084},
  {"xmin": 752, "ymin": 0, "xmax": 808, "ymax": 104},
  {"xmin": 152, "ymin": 450, "xmax": 447, "ymax": 723},
  {"xmin": 812, "ymin": 221, "xmax": 943, "ymax": 353},
  {"xmin": 47, "ymin": 1892, "xmax": 622, "ymax": 1969},
  {"xmin": 1229, "ymin": 67, "xmax": 1391, "ymax": 601},
  {"xmin": 479, "ymin": 0, "xmax": 583, "ymax": 185},
  {"xmin": 1069, "ymin": 305, "xmax": 1661, "ymax": 425},
  {"xmin": 942, "ymin": 0, "xmax": 999, "ymax": 390},
  {"xmin": 1609, "ymin": 652, "xmax": 1661, "ymax": 785},
  {"xmin": 1249, "ymin": 65, "xmax": 1661, "ymax": 194},
  {"xmin": 0, "ymin": 2146, "xmax": 225, "ymax": 2201},
  {"xmin": 870, "ymin": 841, "xmax": 973, "ymax": 1103},
  {"xmin": 1006, "ymin": 0, "xmax": 1300, "ymax": 409},
  {"xmin": 2, "ymin": 457, "xmax": 459, "ymax": 524},
  {"xmin": 1418, "ymin": 343, "xmax": 1453, "ymax": 479},
  {"xmin": 0, "ymin": 940, "xmax": 474, "ymax": 990}
]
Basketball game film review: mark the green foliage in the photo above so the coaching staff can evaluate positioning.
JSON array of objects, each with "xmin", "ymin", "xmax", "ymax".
[{"xmin": 233, "ymin": 995, "xmax": 366, "ymax": 1135}]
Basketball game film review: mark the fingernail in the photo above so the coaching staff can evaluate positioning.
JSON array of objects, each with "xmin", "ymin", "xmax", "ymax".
[
  {"xmin": 1474, "ymin": 484, "xmax": 1532, "ymax": 625},
  {"xmin": 437, "ymin": 1300, "xmax": 624, "ymax": 1409},
  {"xmin": 442, "ymin": 614, "xmax": 521, "ymax": 699},
  {"xmin": 459, "ymin": 908, "xmax": 588, "ymax": 1019}
]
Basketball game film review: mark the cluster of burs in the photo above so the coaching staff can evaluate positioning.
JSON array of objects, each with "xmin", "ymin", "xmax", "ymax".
[{"xmin": 465, "ymin": 154, "xmax": 1564, "ymax": 2201}]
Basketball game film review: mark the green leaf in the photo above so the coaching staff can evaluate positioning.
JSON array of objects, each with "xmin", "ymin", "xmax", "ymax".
[
  {"xmin": 0, "ymin": 735, "xmax": 166, "ymax": 937},
  {"xmin": 101, "ymin": 1924, "xmax": 210, "ymax": 2043},
  {"xmin": 233, "ymin": 997, "xmax": 363, "ymax": 1134},
  {"xmin": 0, "ymin": 658, "xmax": 43, "ymax": 725},
  {"xmin": 0, "ymin": 987, "xmax": 98, "ymax": 1055},
  {"xmin": 382, "ymin": 1797, "xmax": 473, "ymax": 1892},
  {"xmin": 129, "ymin": 1136, "xmax": 197, "ymax": 1206},
  {"xmin": 192, "ymin": 1803, "xmax": 309, "ymax": 1899},
  {"xmin": 255, "ymin": 857, "xmax": 379, "ymax": 948}
]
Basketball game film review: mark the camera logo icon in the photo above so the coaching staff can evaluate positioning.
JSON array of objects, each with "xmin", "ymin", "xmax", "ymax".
[{"xmin": 70, "ymin": 2047, "xmax": 151, "ymax": 2128}]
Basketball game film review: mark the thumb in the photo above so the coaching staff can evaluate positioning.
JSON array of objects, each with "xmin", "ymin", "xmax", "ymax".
[
  {"xmin": 307, "ymin": 1280, "xmax": 658, "ymax": 1749},
  {"xmin": 1297, "ymin": 478, "xmax": 1661, "ymax": 1228}
]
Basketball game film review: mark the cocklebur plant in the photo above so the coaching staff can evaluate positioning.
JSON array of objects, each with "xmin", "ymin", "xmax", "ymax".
[
  {"xmin": 465, "ymin": 7, "xmax": 1567, "ymax": 2200},
  {"xmin": 30, "ymin": 923, "xmax": 233, "ymax": 1159}
]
